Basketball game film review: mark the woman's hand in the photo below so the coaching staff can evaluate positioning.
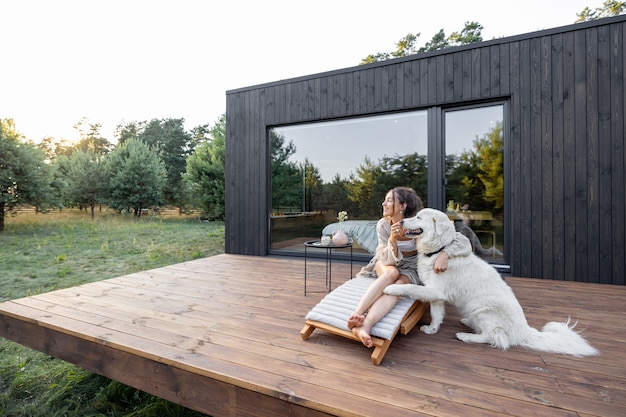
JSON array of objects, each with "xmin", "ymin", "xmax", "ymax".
[
  {"xmin": 434, "ymin": 251, "xmax": 450, "ymax": 273},
  {"xmin": 389, "ymin": 222, "xmax": 404, "ymax": 242}
]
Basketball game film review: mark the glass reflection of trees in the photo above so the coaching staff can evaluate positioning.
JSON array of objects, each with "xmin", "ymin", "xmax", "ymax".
[
  {"xmin": 446, "ymin": 121, "xmax": 503, "ymax": 213},
  {"xmin": 445, "ymin": 118, "xmax": 504, "ymax": 261},
  {"xmin": 271, "ymin": 124, "xmax": 502, "ymax": 219},
  {"xmin": 271, "ymin": 130, "xmax": 428, "ymax": 220},
  {"xmin": 270, "ymin": 111, "xmax": 504, "ymax": 259}
]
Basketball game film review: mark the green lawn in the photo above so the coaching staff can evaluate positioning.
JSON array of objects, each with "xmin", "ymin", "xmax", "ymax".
[{"xmin": 0, "ymin": 209, "xmax": 224, "ymax": 417}]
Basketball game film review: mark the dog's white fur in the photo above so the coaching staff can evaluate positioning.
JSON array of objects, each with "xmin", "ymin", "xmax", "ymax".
[{"xmin": 384, "ymin": 208, "xmax": 599, "ymax": 356}]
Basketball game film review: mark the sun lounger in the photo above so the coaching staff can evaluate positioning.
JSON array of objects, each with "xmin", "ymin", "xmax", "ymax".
[{"xmin": 301, "ymin": 276, "xmax": 427, "ymax": 365}]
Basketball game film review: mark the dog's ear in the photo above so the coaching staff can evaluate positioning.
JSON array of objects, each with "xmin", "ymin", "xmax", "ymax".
[{"xmin": 432, "ymin": 214, "xmax": 451, "ymax": 237}]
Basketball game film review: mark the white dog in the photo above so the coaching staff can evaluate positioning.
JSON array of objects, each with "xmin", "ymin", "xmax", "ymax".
[{"xmin": 384, "ymin": 208, "xmax": 598, "ymax": 356}]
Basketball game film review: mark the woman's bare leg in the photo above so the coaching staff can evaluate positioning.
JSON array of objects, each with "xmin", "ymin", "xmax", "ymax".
[
  {"xmin": 347, "ymin": 263, "xmax": 399, "ymax": 329},
  {"xmin": 352, "ymin": 292, "xmax": 400, "ymax": 347},
  {"xmin": 351, "ymin": 263, "xmax": 411, "ymax": 347}
]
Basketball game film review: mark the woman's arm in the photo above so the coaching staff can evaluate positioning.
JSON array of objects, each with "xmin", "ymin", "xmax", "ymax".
[
  {"xmin": 373, "ymin": 218, "xmax": 401, "ymax": 266},
  {"xmin": 444, "ymin": 232, "xmax": 472, "ymax": 257},
  {"xmin": 434, "ymin": 232, "xmax": 472, "ymax": 273}
]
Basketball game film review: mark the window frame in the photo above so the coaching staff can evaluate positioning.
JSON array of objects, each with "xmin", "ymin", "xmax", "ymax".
[{"xmin": 268, "ymin": 100, "xmax": 510, "ymax": 271}]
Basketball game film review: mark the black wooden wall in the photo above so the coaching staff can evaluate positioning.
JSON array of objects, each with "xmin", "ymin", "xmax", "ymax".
[{"xmin": 226, "ymin": 15, "xmax": 626, "ymax": 285}]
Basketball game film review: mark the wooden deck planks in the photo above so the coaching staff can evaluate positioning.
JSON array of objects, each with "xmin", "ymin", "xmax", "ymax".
[{"xmin": 0, "ymin": 254, "xmax": 625, "ymax": 417}]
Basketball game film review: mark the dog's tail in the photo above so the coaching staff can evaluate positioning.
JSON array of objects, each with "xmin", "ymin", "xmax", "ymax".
[{"xmin": 519, "ymin": 318, "xmax": 599, "ymax": 356}]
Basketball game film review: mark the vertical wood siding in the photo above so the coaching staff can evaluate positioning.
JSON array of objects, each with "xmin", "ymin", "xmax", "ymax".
[{"xmin": 226, "ymin": 16, "xmax": 626, "ymax": 285}]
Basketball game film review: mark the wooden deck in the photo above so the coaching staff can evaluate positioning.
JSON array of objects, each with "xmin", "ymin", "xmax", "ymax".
[{"xmin": 0, "ymin": 254, "xmax": 624, "ymax": 417}]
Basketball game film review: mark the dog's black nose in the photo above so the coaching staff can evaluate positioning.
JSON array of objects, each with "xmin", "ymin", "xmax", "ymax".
[{"xmin": 399, "ymin": 219, "xmax": 404, "ymax": 226}]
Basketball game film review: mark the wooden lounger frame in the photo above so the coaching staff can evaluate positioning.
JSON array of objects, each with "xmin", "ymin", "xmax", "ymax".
[{"xmin": 300, "ymin": 300, "xmax": 428, "ymax": 365}]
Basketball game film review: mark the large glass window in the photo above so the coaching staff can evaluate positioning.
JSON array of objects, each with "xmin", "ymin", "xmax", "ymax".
[
  {"xmin": 270, "ymin": 111, "xmax": 427, "ymax": 257},
  {"xmin": 269, "ymin": 104, "xmax": 507, "ymax": 268},
  {"xmin": 444, "ymin": 105, "xmax": 505, "ymax": 263}
]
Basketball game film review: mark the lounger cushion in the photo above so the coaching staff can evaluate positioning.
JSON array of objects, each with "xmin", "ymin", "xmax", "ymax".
[{"xmin": 305, "ymin": 276, "xmax": 416, "ymax": 340}]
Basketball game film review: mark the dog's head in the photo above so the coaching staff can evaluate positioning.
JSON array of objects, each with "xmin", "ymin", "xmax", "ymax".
[{"xmin": 400, "ymin": 208, "xmax": 456, "ymax": 254}]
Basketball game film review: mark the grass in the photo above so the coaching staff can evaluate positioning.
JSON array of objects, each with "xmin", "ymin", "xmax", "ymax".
[{"xmin": 0, "ymin": 209, "xmax": 224, "ymax": 417}]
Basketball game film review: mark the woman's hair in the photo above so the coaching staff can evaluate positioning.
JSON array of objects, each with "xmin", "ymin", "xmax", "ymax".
[{"xmin": 392, "ymin": 187, "xmax": 423, "ymax": 218}]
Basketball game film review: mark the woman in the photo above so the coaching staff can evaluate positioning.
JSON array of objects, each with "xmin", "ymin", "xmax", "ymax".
[{"xmin": 348, "ymin": 187, "xmax": 471, "ymax": 348}]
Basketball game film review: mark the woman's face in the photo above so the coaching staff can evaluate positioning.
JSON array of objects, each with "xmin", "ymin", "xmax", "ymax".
[{"xmin": 382, "ymin": 191, "xmax": 397, "ymax": 217}]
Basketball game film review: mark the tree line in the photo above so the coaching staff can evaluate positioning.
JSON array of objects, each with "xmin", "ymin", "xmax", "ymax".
[
  {"xmin": 360, "ymin": 2, "xmax": 625, "ymax": 64},
  {"xmin": 0, "ymin": 116, "xmax": 225, "ymax": 232},
  {"xmin": 3, "ymin": 2, "xmax": 621, "ymax": 232},
  {"xmin": 2, "ymin": 111, "xmax": 502, "ymax": 234}
]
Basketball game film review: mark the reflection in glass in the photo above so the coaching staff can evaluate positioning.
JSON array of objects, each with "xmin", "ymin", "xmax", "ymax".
[
  {"xmin": 444, "ymin": 105, "xmax": 505, "ymax": 262},
  {"xmin": 270, "ymin": 111, "xmax": 427, "ymax": 254}
]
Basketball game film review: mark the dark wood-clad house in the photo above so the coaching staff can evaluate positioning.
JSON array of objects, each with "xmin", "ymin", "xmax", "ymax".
[{"xmin": 225, "ymin": 15, "xmax": 626, "ymax": 285}]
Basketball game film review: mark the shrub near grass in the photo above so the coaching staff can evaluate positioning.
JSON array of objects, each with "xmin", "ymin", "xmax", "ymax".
[{"xmin": 0, "ymin": 210, "xmax": 223, "ymax": 417}]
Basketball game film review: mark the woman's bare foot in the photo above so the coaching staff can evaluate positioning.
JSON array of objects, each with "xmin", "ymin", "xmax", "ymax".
[
  {"xmin": 347, "ymin": 313, "xmax": 365, "ymax": 329},
  {"xmin": 352, "ymin": 326, "xmax": 373, "ymax": 348}
]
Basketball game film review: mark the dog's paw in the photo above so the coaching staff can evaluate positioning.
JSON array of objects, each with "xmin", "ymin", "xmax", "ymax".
[
  {"xmin": 420, "ymin": 324, "xmax": 440, "ymax": 334},
  {"xmin": 455, "ymin": 332, "xmax": 491, "ymax": 345},
  {"xmin": 456, "ymin": 332, "xmax": 472, "ymax": 342},
  {"xmin": 383, "ymin": 284, "xmax": 406, "ymax": 297}
]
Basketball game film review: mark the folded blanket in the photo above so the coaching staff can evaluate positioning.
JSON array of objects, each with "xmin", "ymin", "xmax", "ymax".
[{"xmin": 305, "ymin": 276, "xmax": 416, "ymax": 340}]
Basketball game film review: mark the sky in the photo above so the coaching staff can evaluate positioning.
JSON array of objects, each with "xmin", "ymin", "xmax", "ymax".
[{"xmin": 2, "ymin": 0, "xmax": 598, "ymax": 143}]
